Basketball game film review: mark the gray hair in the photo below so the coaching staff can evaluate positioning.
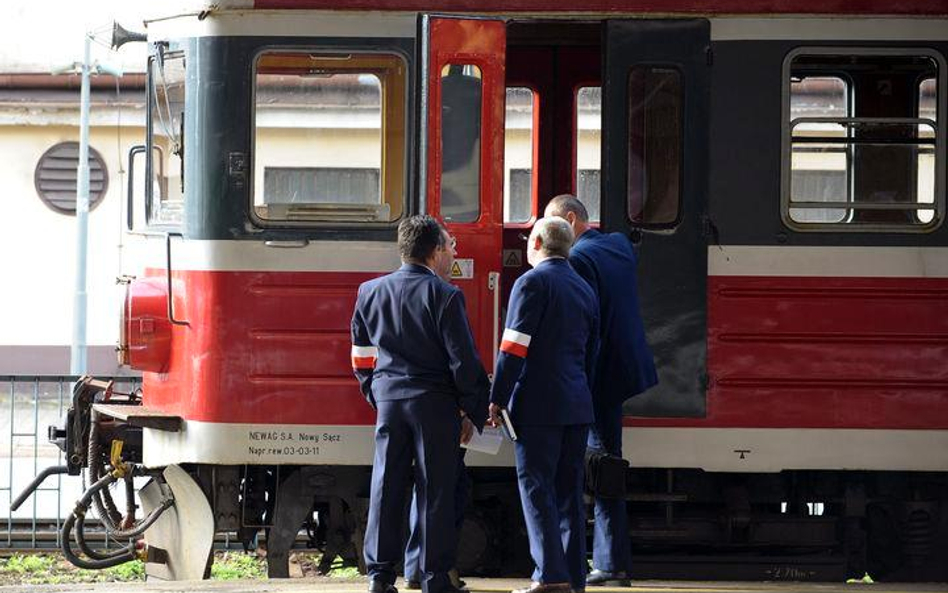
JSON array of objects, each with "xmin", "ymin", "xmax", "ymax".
[
  {"xmin": 546, "ymin": 194, "xmax": 589, "ymax": 223},
  {"xmin": 533, "ymin": 216, "xmax": 575, "ymax": 258}
]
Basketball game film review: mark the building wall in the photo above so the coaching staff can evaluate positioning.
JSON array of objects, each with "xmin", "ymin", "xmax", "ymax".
[{"xmin": 0, "ymin": 118, "xmax": 148, "ymax": 374}]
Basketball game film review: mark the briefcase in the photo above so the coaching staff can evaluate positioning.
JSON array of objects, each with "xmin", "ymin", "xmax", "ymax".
[{"xmin": 584, "ymin": 449, "xmax": 629, "ymax": 499}]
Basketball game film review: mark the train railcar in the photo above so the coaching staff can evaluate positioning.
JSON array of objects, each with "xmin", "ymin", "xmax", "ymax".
[{"xmin": 27, "ymin": 0, "xmax": 948, "ymax": 583}]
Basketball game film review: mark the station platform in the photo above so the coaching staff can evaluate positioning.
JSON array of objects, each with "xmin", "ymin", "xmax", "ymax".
[{"xmin": 2, "ymin": 579, "xmax": 947, "ymax": 593}]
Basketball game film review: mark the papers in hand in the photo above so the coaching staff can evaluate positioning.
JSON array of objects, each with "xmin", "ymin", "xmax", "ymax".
[
  {"xmin": 499, "ymin": 408, "xmax": 518, "ymax": 442},
  {"xmin": 462, "ymin": 426, "xmax": 504, "ymax": 455}
]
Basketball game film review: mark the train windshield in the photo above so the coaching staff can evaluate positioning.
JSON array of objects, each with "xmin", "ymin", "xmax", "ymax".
[{"xmin": 252, "ymin": 51, "xmax": 408, "ymax": 226}]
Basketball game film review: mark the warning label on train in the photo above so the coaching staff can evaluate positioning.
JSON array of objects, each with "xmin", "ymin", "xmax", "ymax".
[
  {"xmin": 503, "ymin": 249, "xmax": 523, "ymax": 267},
  {"xmin": 451, "ymin": 258, "xmax": 474, "ymax": 279}
]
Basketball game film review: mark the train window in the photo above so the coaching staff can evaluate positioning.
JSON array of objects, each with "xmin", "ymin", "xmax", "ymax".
[
  {"xmin": 576, "ymin": 86, "xmax": 601, "ymax": 222},
  {"xmin": 147, "ymin": 49, "xmax": 185, "ymax": 226},
  {"xmin": 504, "ymin": 87, "xmax": 535, "ymax": 223},
  {"xmin": 919, "ymin": 77, "xmax": 937, "ymax": 224},
  {"xmin": 788, "ymin": 76, "xmax": 849, "ymax": 223},
  {"xmin": 440, "ymin": 64, "xmax": 482, "ymax": 223},
  {"xmin": 784, "ymin": 50, "xmax": 944, "ymax": 232},
  {"xmin": 252, "ymin": 51, "xmax": 406, "ymax": 225},
  {"xmin": 627, "ymin": 67, "xmax": 683, "ymax": 227}
]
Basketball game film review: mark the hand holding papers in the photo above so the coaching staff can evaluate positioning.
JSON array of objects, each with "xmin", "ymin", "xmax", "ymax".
[{"xmin": 461, "ymin": 426, "xmax": 504, "ymax": 455}]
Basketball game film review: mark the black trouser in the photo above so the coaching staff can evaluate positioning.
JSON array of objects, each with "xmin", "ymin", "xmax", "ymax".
[{"xmin": 365, "ymin": 397, "xmax": 460, "ymax": 593}]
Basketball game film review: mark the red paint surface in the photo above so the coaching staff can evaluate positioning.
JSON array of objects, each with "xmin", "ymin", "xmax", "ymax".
[
  {"xmin": 628, "ymin": 275, "xmax": 948, "ymax": 430},
  {"xmin": 253, "ymin": 0, "xmax": 948, "ymax": 15},
  {"xmin": 426, "ymin": 17, "xmax": 507, "ymax": 370},
  {"xmin": 141, "ymin": 268, "xmax": 948, "ymax": 431},
  {"xmin": 125, "ymin": 278, "xmax": 173, "ymax": 373},
  {"xmin": 141, "ymin": 269, "xmax": 381, "ymax": 425}
]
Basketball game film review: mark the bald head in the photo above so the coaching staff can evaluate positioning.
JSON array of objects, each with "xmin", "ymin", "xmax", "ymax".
[
  {"xmin": 544, "ymin": 194, "xmax": 590, "ymax": 239},
  {"xmin": 527, "ymin": 217, "xmax": 574, "ymax": 267}
]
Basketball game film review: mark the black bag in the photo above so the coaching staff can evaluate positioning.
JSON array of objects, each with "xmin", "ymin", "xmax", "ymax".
[{"xmin": 584, "ymin": 449, "xmax": 629, "ymax": 500}]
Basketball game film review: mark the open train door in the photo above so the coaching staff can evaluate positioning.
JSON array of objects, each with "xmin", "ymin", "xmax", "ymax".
[
  {"xmin": 419, "ymin": 15, "xmax": 507, "ymax": 370},
  {"xmin": 601, "ymin": 20, "xmax": 711, "ymax": 417}
]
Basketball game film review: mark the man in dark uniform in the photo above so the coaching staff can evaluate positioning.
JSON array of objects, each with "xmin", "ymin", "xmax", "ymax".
[
  {"xmin": 489, "ymin": 217, "xmax": 599, "ymax": 593},
  {"xmin": 351, "ymin": 215, "xmax": 489, "ymax": 593},
  {"xmin": 404, "ymin": 255, "xmax": 473, "ymax": 592},
  {"xmin": 545, "ymin": 195, "xmax": 658, "ymax": 587}
]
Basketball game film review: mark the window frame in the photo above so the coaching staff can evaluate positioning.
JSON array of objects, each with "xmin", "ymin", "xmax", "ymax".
[
  {"xmin": 503, "ymin": 84, "xmax": 539, "ymax": 227},
  {"xmin": 574, "ymin": 83, "xmax": 603, "ymax": 224},
  {"xmin": 787, "ymin": 73, "xmax": 853, "ymax": 225},
  {"xmin": 248, "ymin": 45, "xmax": 411, "ymax": 230},
  {"xmin": 780, "ymin": 46, "xmax": 946, "ymax": 234},
  {"xmin": 624, "ymin": 64, "xmax": 686, "ymax": 231},
  {"xmin": 437, "ymin": 62, "xmax": 484, "ymax": 225},
  {"xmin": 144, "ymin": 46, "xmax": 187, "ymax": 231},
  {"xmin": 916, "ymin": 74, "xmax": 938, "ymax": 225}
]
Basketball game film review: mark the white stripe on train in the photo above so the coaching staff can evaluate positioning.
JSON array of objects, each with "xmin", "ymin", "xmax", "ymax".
[
  {"xmin": 133, "ymin": 239, "xmax": 948, "ymax": 278},
  {"xmin": 143, "ymin": 422, "xmax": 948, "ymax": 472},
  {"xmin": 708, "ymin": 245, "xmax": 948, "ymax": 278}
]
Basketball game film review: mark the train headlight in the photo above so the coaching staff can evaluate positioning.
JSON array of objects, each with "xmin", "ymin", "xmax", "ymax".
[{"xmin": 121, "ymin": 277, "xmax": 173, "ymax": 372}]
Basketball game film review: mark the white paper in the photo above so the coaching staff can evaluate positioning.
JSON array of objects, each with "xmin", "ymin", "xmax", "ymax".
[{"xmin": 461, "ymin": 426, "xmax": 504, "ymax": 455}]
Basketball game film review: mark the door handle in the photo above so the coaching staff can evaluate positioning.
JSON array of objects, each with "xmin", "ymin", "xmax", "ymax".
[
  {"xmin": 165, "ymin": 232, "xmax": 189, "ymax": 327},
  {"xmin": 488, "ymin": 271, "xmax": 500, "ymax": 370},
  {"xmin": 264, "ymin": 239, "xmax": 310, "ymax": 248}
]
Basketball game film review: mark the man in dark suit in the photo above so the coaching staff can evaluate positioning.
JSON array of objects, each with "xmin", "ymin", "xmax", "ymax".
[
  {"xmin": 489, "ymin": 217, "xmax": 599, "ymax": 593},
  {"xmin": 351, "ymin": 215, "xmax": 489, "ymax": 593},
  {"xmin": 545, "ymin": 194, "xmax": 658, "ymax": 587}
]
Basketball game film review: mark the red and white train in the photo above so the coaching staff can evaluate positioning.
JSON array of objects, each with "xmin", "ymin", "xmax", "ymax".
[{"xmin": 38, "ymin": 0, "xmax": 948, "ymax": 583}]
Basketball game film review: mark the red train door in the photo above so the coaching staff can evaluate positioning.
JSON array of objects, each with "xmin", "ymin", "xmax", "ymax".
[{"xmin": 420, "ymin": 15, "xmax": 507, "ymax": 370}]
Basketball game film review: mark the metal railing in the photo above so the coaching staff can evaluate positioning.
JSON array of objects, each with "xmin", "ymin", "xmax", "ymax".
[{"xmin": 0, "ymin": 375, "xmax": 140, "ymax": 551}]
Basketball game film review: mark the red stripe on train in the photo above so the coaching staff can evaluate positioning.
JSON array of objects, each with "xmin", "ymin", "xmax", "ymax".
[{"xmin": 139, "ymin": 269, "xmax": 948, "ymax": 430}]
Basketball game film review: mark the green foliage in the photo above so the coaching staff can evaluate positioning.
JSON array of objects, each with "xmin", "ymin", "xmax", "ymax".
[
  {"xmin": 103, "ymin": 560, "xmax": 146, "ymax": 581},
  {"xmin": 0, "ymin": 552, "xmax": 269, "ymax": 585},
  {"xmin": 326, "ymin": 555, "xmax": 361, "ymax": 579},
  {"xmin": 210, "ymin": 552, "xmax": 266, "ymax": 580},
  {"xmin": 3, "ymin": 554, "xmax": 56, "ymax": 575}
]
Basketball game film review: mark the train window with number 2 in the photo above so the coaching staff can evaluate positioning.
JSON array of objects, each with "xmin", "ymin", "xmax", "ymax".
[{"xmin": 784, "ymin": 50, "xmax": 944, "ymax": 232}]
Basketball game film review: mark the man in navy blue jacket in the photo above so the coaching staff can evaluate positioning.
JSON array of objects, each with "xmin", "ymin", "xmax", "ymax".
[
  {"xmin": 351, "ymin": 215, "xmax": 489, "ymax": 593},
  {"xmin": 489, "ymin": 217, "xmax": 599, "ymax": 593},
  {"xmin": 545, "ymin": 195, "xmax": 658, "ymax": 586}
]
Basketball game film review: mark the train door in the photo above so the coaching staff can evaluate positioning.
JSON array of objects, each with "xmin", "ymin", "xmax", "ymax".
[
  {"xmin": 419, "ymin": 15, "xmax": 507, "ymax": 369},
  {"xmin": 600, "ymin": 19, "xmax": 711, "ymax": 417},
  {"xmin": 503, "ymin": 24, "xmax": 602, "ymax": 308}
]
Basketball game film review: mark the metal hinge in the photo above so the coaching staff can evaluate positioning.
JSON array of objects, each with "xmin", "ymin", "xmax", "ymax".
[{"xmin": 700, "ymin": 215, "xmax": 719, "ymax": 245}]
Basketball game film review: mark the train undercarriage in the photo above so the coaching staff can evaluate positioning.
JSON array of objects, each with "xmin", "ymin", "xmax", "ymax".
[{"xmin": 16, "ymin": 377, "xmax": 946, "ymax": 583}]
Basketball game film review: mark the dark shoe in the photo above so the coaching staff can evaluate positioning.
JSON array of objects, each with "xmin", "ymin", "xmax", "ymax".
[
  {"xmin": 513, "ymin": 582, "xmax": 572, "ymax": 593},
  {"xmin": 586, "ymin": 570, "xmax": 630, "ymax": 587},
  {"xmin": 369, "ymin": 580, "xmax": 399, "ymax": 593},
  {"xmin": 448, "ymin": 568, "xmax": 467, "ymax": 590},
  {"xmin": 404, "ymin": 581, "xmax": 421, "ymax": 591}
]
